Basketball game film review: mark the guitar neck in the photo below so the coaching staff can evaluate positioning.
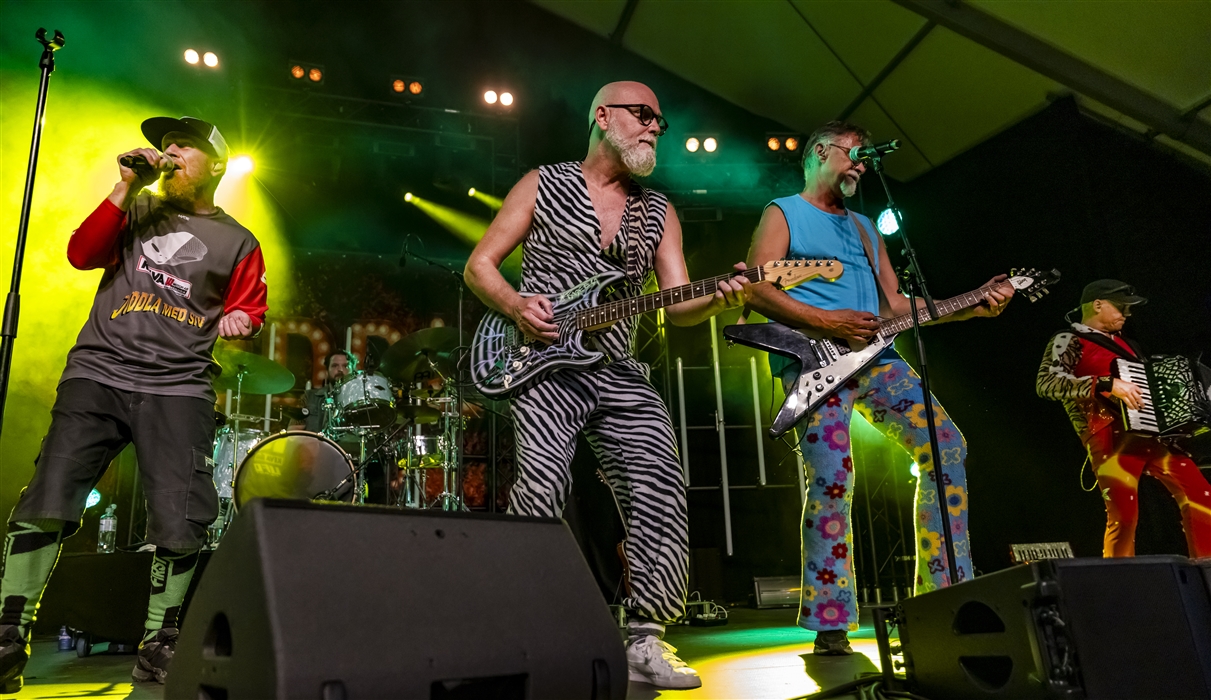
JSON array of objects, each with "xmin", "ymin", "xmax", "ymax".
[
  {"xmin": 576, "ymin": 267, "xmax": 765, "ymax": 330},
  {"xmin": 879, "ymin": 280, "xmax": 1012, "ymax": 336}
]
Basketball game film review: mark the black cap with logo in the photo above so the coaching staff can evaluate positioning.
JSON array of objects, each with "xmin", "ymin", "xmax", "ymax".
[{"xmin": 1079, "ymin": 279, "xmax": 1147, "ymax": 307}]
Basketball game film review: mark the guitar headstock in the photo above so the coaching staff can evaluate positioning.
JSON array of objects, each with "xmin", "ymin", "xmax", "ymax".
[
  {"xmin": 1008, "ymin": 268, "xmax": 1062, "ymax": 302},
  {"xmin": 759, "ymin": 259, "xmax": 844, "ymax": 291}
]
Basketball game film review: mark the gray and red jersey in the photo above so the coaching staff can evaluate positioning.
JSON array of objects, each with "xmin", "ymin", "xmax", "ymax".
[{"xmin": 59, "ymin": 191, "xmax": 268, "ymax": 402}]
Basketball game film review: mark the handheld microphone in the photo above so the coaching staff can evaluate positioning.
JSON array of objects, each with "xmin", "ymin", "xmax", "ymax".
[
  {"xmin": 119, "ymin": 154, "xmax": 159, "ymax": 177},
  {"xmin": 848, "ymin": 139, "xmax": 900, "ymax": 162}
]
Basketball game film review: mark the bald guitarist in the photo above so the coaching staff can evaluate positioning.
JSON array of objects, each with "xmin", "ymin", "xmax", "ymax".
[{"xmin": 743, "ymin": 120, "xmax": 1013, "ymax": 655}]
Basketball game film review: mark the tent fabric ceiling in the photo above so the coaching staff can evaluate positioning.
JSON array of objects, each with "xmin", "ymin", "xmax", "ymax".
[{"xmin": 531, "ymin": 0, "xmax": 1211, "ymax": 180}]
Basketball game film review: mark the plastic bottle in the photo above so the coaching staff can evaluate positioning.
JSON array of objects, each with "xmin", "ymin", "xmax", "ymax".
[
  {"xmin": 58, "ymin": 625, "xmax": 72, "ymax": 651},
  {"xmin": 97, "ymin": 504, "xmax": 117, "ymax": 553}
]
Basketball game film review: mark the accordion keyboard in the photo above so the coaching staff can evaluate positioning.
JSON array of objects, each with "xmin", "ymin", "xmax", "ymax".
[{"xmin": 1115, "ymin": 358, "xmax": 1158, "ymax": 432}]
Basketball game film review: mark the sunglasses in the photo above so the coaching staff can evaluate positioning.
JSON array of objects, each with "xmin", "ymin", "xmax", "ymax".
[{"xmin": 603, "ymin": 104, "xmax": 669, "ymax": 136}]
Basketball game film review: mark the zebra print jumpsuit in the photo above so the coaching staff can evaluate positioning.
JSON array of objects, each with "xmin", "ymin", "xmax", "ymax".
[{"xmin": 509, "ymin": 162, "xmax": 689, "ymax": 625}]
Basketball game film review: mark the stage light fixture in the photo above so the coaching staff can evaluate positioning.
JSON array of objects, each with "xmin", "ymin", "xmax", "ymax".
[
  {"xmin": 290, "ymin": 64, "xmax": 305, "ymax": 79},
  {"xmin": 767, "ymin": 137, "xmax": 781, "ymax": 151},
  {"xmin": 409, "ymin": 81, "xmax": 423, "ymax": 95},
  {"xmin": 500, "ymin": 92, "xmax": 514, "ymax": 106},
  {"xmin": 203, "ymin": 52, "xmax": 219, "ymax": 68},
  {"xmin": 785, "ymin": 136, "xmax": 800, "ymax": 151},
  {"xmin": 229, "ymin": 155, "xmax": 254, "ymax": 176},
  {"xmin": 392, "ymin": 79, "xmax": 406, "ymax": 93},
  {"xmin": 468, "ymin": 187, "xmax": 476, "ymax": 196},
  {"xmin": 484, "ymin": 90, "xmax": 498, "ymax": 105},
  {"xmin": 86, "ymin": 489, "xmax": 102, "ymax": 509},
  {"xmin": 703, "ymin": 137, "xmax": 718, "ymax": 153},
  {"xmin": 184, "ymin": 49, "xmax": 200, "ymax": 65},
  {"xmin": 404, "ymin": 192, "xmax": 414, "ymax": 202},
  {"xmin": 309, "ymin": 68, "xmax": 323, "ymax": 82},
  {"xmin": 685, "ymin": 137, "xmax": 700, "ymax": 152},
  {"xmin": 877, "ymin": 208, "xmax": 900, "ymax": 236}
]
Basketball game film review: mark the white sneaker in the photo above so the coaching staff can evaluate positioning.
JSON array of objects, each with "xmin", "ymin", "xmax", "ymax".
[{"xmin": 626, "ymin": 635, "xmax": 703, "ymax": 690}]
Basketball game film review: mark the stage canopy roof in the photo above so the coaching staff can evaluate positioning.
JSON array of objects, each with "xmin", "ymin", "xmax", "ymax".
[{"xmin": 532, "ymin": 0, "xmax": 1211, "ymax": 180}]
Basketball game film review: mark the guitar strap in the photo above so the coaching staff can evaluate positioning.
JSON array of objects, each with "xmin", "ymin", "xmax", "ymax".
[
  {"xmin": 847, "ymin": 210, "xmax": 895, "ymax": 317},
  {"xmin": 622, "ymin": 180, "xmax": 646, "ymax": 287}
]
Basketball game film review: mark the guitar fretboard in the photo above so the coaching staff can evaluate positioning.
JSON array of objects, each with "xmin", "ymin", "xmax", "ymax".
[
  {"xmin": 576, "ymin": 268, "xmax": 765, "ymax": 330},
  {"xmin": 878, "ymin": 281, "xmax": 1013, "ymax": 336}
]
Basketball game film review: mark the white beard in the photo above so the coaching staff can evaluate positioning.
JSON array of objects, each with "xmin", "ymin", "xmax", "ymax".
[
  {"xmin": 840, "ymin": 177, "xmax": 858, "ymax": 198},
  {"xmin": 605, "ymin": 127, "xmax": 656, "ymax": 177}
]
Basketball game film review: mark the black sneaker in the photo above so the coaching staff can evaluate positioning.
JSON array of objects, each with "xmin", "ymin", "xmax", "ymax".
[
  {"xmin": 813, "ymin": 629, "xmax": 854, "ymax": 655},
  {"xmin": 0, "ymin": 624, "xmax": 29, "ymax": 695},
  {"xmin": 131, "ymin": 628, "xmax": 178, "ymax": 684}
]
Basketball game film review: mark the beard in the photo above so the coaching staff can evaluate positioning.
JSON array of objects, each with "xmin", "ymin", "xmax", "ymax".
[
  {"xmin": 605, "ymin": 127, "xmax": 656, "ymax": 177},
  {"xmin": 840, "ymin": 175, "xmax": 858, "ymax": 198},
  {"xmin": 160, "ymin": 170, "xmax": 209, "ymax": 207}
]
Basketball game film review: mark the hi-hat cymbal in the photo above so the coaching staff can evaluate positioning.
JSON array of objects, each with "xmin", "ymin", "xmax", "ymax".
[
  {"xmin": 213, "ymin": 347, "xmax": 295, "ymax": 395},
  {"xmin": 379, "ymin": 327, "xmax": 460, "ymax": 384},
  {"xmin": 396, "ymin": 398, "xmax": 441, "ymax": 424}
]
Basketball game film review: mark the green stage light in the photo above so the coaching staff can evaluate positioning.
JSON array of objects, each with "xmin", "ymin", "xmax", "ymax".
[
  {"xmin": 86, "ymin": 489, "xmax": 102, "ymax": 509},
  {"xmin": 184, "ymin": 49, "xmax": 199, "ymax": 65},
  {"xmin": 470, "ymin": 188, "xmax": 504, "ymax": 211},
  {"xmin": 877, "ymin": 208, "xmax": 899, "ymax": 236},
  {"xmin": 703, "ymin": 137, "xmax": 718, "ymax": 153},
  {"xmin": 203, "ymin": 52, "xmax": 219, "ymax": 68}
]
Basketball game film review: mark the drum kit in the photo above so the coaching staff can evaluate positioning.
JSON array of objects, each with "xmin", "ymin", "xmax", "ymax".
[{"xmin": 205, "ymin": 327, "xmax": 472, "ymax": 547}]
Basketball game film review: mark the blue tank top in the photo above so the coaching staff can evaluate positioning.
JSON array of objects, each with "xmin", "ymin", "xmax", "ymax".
[{"xmin": 767, "ymin": 195, "xmax": 895, "ymax": 378}]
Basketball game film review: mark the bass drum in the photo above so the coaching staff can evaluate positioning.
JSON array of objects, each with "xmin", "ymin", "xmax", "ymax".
[{"xmin": 233, "ymin": 431, "xmax": 356, "ymax": 512}]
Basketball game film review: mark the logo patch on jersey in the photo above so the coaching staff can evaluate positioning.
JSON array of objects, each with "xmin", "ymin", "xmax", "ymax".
[
  {"xmin": 142, "ymin": 231, "xmax": 208, "ymax": 265},
  {"xmin": 137, "ymin": 256, "xmax": 193, "ymax": 298}
]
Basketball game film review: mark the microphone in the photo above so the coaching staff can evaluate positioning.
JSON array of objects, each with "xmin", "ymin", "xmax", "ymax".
[
  {"xmin": 119, "ymin": 154, "xmax": 160, "ymax": 177},
  {"xmin": 848, "ymin": 139, "xmax": 900, "ymax": 162}
]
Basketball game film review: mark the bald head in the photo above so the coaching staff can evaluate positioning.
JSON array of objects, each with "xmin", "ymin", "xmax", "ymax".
[{"xmin": 587, "ymin": 81, "xmax": 660, "ymax": 129}]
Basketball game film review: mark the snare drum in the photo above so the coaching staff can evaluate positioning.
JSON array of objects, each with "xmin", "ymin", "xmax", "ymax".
[
  {"xmin": 233, "ymin": 431, "xmax": 356, "ymax": 511},
  {"xmin": 212, "ymin": 427, "xmax": 263, "ymax": 498},
  {"xmin": 334, "ymin": 371, "xmax": 396, "ymax": 428}
]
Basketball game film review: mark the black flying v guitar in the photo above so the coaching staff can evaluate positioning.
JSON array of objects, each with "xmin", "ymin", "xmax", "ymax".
[
  {"xmin": 723, "ymin": 268, "xmax": 1061, "ymax": 437},
  {"xmin": 470, "ymin": 259, "xmax": 844, "ymax": 397}
]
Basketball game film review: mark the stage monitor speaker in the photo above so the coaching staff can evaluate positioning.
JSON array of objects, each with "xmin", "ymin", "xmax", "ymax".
[
  {"xmin": 166, "ymin": 499, "xmax": 626, "ymax": 700},
  {"xmin": 898, "ymin": 555, "xmax": 1211, "ymax": 700}
]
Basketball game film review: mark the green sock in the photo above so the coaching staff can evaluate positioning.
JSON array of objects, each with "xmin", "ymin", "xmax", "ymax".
[
  {"xmin": 0, "ymin": 520, "xmax": 65, "ymax": 638},
  {"xmin": 143, "ymin": 548, "xmax": 199, "ymax": 642}
]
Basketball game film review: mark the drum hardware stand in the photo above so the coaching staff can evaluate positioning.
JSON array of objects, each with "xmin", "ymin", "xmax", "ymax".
[
  {"xmin": 208, "ymin": 366, "xmax": 251, "ymax": 547},
  {"xmin": 0, "ymin": 28, "xmax": 65, "ymax": 440}
]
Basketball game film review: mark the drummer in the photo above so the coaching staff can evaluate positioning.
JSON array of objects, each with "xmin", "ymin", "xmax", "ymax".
[{"xmin": 291, "ymin": 350, "xmax": 353, "ymax": 433}]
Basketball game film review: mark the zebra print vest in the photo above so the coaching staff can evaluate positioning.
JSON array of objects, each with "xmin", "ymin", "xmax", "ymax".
[{"xmin": 521, "ymin": 161, "xmax": 667, "ymax": 361}]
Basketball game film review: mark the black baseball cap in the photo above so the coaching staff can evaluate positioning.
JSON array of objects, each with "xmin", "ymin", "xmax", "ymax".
[
  {"xmin": 140, "ymin": 116, "xmax": 229, "ymax": 161},
  {"xmin": 1080, "ymin": 279, "xmax": 1147, "ymax": 307}
]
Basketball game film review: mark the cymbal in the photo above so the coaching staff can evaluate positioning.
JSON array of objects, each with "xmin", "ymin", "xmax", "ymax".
[
  {"xmin": 213, "ymin": 347, "xmax": 295, "ymax": 395},
  {"xmin": 396, "ymin": 398, "xmax": 440, "ymax": 424},
  {"xmin": 379, "ymin": 327, "xmax": 460, "ymax": 384}
]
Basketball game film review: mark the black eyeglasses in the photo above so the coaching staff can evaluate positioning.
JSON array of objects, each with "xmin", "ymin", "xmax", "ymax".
[{"xmin": 604, "ymin": 104, "xmax": 669, "ymax": 136}]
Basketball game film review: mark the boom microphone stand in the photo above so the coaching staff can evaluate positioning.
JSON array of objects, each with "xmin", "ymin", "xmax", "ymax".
[
  {"xmin": 865, "ymin": 154, "xmax": 960, "ymax": 586},
  {"xmin": 0, "ymin": 28, "xmax": 66, "ymax": 441}
]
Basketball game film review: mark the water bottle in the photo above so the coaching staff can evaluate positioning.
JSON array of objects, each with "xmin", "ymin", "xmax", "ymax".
[
  {"xmin": 97, "ymin": 504, "xmax": 117, "ymax": 553},
  {"xmin": 58, "ymin": 625, "xmax": 72, "ymax": 651}
]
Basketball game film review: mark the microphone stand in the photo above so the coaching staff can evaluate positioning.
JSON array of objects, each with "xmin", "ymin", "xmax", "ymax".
[
  {"xmin": 867, "ymin": 154, "xmax": 959, "ymax": 586},
  {"xmin": 0, "ymin": 28, "xmax": 65, "ymax": 441},
  {"xmin": 403, "ymin": 243, "xmax": 467, "ymax": 511}
]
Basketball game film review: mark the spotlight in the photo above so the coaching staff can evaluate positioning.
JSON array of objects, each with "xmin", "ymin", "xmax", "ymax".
[
  {"xmin": 86, "ymin": 489, "xmax": 102, "ymax": 509},
  {"xmin": 767, "ymin": 137, "xmax": 781, "ymax": 151},
  {"xmin": 309, "ymin": 67, "xmax": 323, "ymax": 82},
  {"xmin": 909, "ymin": 462, "xmax": 920, "ymax": 479},
  {"xmin": 409, "ymin": 80, "xmax": 423, "ymax": 95},
  {"xmin": 468, "ymin": 187, "xmax": 476, "ymax": 196},
  {"xmin": 404, "ymin": 192, "xmax": 414, "ymax": 202},
  {"xmin": 184, "ymin": 49, "xmax": 200, "ymax": 65},
  {"xmin": 785, "ymin": 136, "xmax": 800, "ymax": 151},
  {"xmin": 500, "ymin": 91, "xmax": 514, "ymax": 106},
  {"xmin": 685, "ymin": 137, "xmax": 700, "ymax": 153},
  {"xmin": 290, "ymin": 64, "xmax": 305, "ymax": 79},
  {"xmin": 484, "ymin": 90, "xmax": 498, "ymax": 105},
  {"xmin": 203, "ymin": 52, "xmax": 219, "ymax": 68},
  {"xmin": 392, "ymin": 79, "xmax": 406, "ymax": 93},
  {"xmin": 703, "ymin": 137, "xmax": 718, "ymax": 153},
  {"xmin": 877, "ymin": 208, "xmax": 900, "ymax": 236},
  {"xmin": 229, "ymin": 155, "xmax": 254, "ymax": 176}
]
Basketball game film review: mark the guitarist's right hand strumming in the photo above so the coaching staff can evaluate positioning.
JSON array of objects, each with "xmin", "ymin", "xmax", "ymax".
[
  {"xmin": 812, "ymin": 308, "xmax": 879, "ymax": 343},
  {"xmin": 513, "ymin": 294, "xmax": 558, "ymax": 345}
]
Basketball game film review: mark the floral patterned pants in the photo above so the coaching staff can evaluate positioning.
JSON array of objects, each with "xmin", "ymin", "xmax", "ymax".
[{"xmin": 783, "ymin": 357, "xmax": 971, "ymax": 632}]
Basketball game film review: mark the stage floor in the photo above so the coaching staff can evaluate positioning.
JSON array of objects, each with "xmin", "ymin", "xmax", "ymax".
[{"xmin": 11, "ymin": 608, "xmax": 891, "ymax": 699}]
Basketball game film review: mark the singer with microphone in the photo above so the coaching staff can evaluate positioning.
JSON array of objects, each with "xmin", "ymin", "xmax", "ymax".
[
  {"xmin": 0, "ymin": 116, "xmax": 267, "ymax": 692},
  {"xmin": 741, "ymin": 121, "xmax": 1013, "ymax": 655}
]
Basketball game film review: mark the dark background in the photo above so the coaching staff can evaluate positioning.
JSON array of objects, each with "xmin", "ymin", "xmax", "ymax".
[{"xmin": 2, "ymin": 0, "xmax": 1208, "ymax": 605}]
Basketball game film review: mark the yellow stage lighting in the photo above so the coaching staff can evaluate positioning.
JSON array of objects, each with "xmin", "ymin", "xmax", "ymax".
[
  {"xmin": 408, "ymin": 81, "xmax": 423, "ymax": 95},
  {"xmin": 767, "ymin": 137, "xmax": 781, "ymax": 151},
  {"xmin": 484, "ymin": 91, "xmax": 498, "ymax": 105},
  {"xmin": 203, "ymin": 52, "xmax": 219, "ymax": 68},
  {"xmin": 500, "ymin": 92, "xmax": 514, "ymax": 107},
  {"xmin": 404, "ymin": 192, "xmax": 414, "ymax": 202},
  {"xmin": 228, "ymin": 155, "xmax": 254, "ymax": 176},
  {"xmin": 184, "ymin": 49, "xmax": 200, "ymax": 65},
  {"xmin": 685, "ymin": 137, "xmax": 700, "ymax": 153},
  {"xmin": 309, "ymin": 68, "xmax": 323, "ymax": 82},
  {"xmin": 290, "ymin": 64, "xmax": 305, "ymax": 79},
  {"xmin": 468, "ymin": 187, "xmax": 476, "ymax": 196},
  {"xmin": 392, "ymin": 79, "xmax": 406, "ymax": 93},
  {"xmin": 470, "ymin": 189, "xmax": 504, "ymax": 211},
  {"xmin": 785, "ymin": 136, "xmax": 800, "ymax": 151},
  {"xmin": 703, "ymin": 137, "xmax": 718, "ymax": 153}
]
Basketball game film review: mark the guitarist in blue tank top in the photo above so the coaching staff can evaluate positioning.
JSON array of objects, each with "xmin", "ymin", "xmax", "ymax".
[
  {"xmin": 465, "ymin": 81, "xmax": 750, "ymax": 689},
  {"xmin": 744, "ymin": 121, "xmax": 1014, "ymax": 655}
]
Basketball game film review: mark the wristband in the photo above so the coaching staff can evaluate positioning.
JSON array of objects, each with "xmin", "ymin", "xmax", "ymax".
[{"xmin": 1095, "ymin": 376, "xmax": 1114, "ymax": 394}]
